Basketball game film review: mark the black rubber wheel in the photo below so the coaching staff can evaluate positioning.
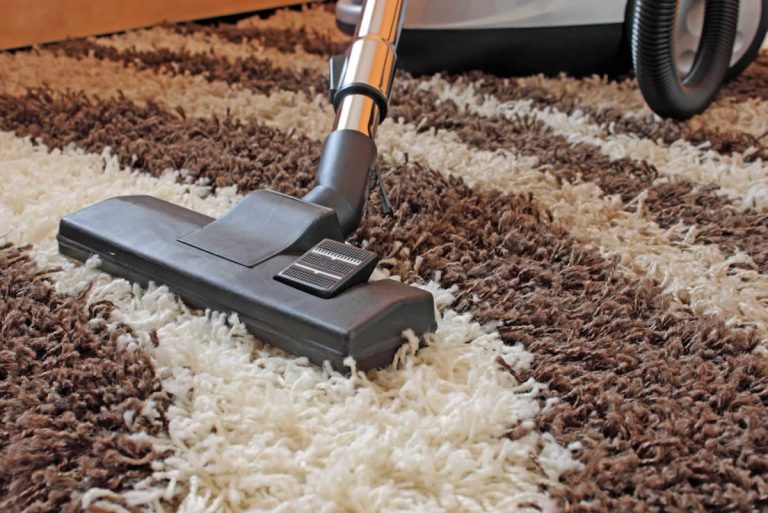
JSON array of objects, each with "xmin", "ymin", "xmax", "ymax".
[
  {"xmin": 726, "ymin": 0, "xmax": 768, "ymax": 80},
  {"xmin": 631, "ymin": 0, "xmax": 740, "ymax": 120}
]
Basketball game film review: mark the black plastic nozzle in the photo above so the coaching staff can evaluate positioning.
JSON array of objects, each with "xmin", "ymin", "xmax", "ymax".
[{"xmin": 57, "ymin": 195, "xmax": 436, "ymax": 372}]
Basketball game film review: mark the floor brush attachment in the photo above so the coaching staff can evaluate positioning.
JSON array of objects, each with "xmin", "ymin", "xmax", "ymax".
[{"xmin": 57, "ymin": 0, "xmax": 436, "ymax": 372}]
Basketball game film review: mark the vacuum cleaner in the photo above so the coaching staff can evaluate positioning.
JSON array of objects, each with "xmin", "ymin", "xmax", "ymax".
[
  {"xmin": 58, "ymin": 0, "xmax": 766, "ymax": 372},
  {"xmin": 58, "ymin": 0, "xmax": 436, "ymax": 372},
  {"xmin": 338, "ymin": 0, "xmax": 768, "ymax": 119}
]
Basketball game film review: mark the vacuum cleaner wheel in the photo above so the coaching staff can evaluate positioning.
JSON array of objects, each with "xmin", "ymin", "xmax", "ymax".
[
  {"xmin": 671, "ymin": 0, "xmax": 766, "ymax": 78},
  {"xmin": 726, "ymin": 0, "xmax": 768, "ymax": 80},
  {"xmin": 630, "ymin": 0, "xmax": 740, "ymax": 120}
]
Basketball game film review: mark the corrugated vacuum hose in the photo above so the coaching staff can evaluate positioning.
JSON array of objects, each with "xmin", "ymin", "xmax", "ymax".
[{"xmin": 631, "ymin": 0, "xmax": 739, "ymax": 119}]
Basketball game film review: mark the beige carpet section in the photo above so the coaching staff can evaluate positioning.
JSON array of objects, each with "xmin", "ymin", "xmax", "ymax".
[{"xmin": 1, "ymin": 4, "xmax": 767, "ymax": 513}]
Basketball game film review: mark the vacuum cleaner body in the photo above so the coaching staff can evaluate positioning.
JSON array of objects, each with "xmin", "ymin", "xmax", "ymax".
[
  {"xmin": 338, "ymin": 0, "xmax": 631, "ymax": 76},
  {"xmin": 338, "ymin": 0, "xmax": 768, "ymax": 119},
  {"xmin": 59, "ymin": 0, "xmax": 437, "ymax": 372}
]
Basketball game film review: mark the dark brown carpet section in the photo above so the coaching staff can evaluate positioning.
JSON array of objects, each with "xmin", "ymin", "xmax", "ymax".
[
  {"xmin": 644, "ymin": 182, "xmax": 768, "ymax": 271},
  {"xmin": 172, "ymin": 21, "xmax": 350, "ymax": 56},
  {"xmin": 594, "ymin": 107, "xmax": 768, "ymax": 162},
  {"xmin": 0, "ymin": 89, "xmax": 320, "ymax": 193},
  {"xmin": 459, "ymin": 71, "xmax": 768, "ymax": 162},
  {"xmin": 48, "ymin": 39, "xmax": 323, "ymax": 97},
  {"xmin": 720, "ymin": 51, "xmax": 768, "ymax": 103},
  {"xmin": 3, "ymin": 88, "xmax": 767, "ymax": 511},
  {"xmin": 0, "ymin": 244, "xmax": 168, "ymax": 513}
]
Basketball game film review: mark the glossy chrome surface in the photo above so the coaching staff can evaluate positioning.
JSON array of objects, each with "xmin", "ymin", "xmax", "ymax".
[
  {"xmin": 355, "ymin": 0, "xmax": 406, "ymax": 43},
  {"xmin": 339, "ymin": 37, "xmax": 397, "ymax": 103},
  {"xmin": 337, "ymin": 0, "xmax": 407, "ymax": 104},
  {"xmin": 333, "ymin": 94, "xmax": 381, "ymax": 137}
]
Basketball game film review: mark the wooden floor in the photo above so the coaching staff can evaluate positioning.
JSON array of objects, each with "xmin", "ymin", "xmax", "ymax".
[{"xmin": 0, "ymin": 0, "xmax": 312, "ymax": 50}]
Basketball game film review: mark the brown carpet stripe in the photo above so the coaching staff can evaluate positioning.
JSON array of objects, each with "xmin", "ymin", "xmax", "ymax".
[
  {"xmin": 0, "ymin": 89, "xmax": 320, "ymax": 193},
  {"xmin": 463, "ymin": 71, "xmax": 768, "ymax": 162},
  {"xmin": 180, "ymin": 20, "xmax": 768, "ymax": 160},
  {"xmin": 720, "ymin": 51, "xmax": 768, "ymax": 103},
  {"xmin": 590, "ymin": 105, "xmax": 768, "ymax": 162},
  {"xmin": 49, "ymin": 39, "xmax": 323, "ymax": 97},
  {"xmin": 172, "ymin": 20, "xmax": 350, "ymax": 56},
  {"xmin": 0, "ymin": 244, "xmax": 168, "ymax": 513},
  {"xmin": 2, "ymin": 85, "xmax": 768, "ymax": 511}
]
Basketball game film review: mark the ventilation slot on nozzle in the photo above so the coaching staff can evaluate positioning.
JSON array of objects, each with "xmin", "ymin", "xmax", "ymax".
[{"xmin": 275, "ymin": 239, "xmax": 379, "ymax": 298}]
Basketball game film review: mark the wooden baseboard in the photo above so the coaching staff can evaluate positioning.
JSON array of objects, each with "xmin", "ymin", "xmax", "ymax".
[{"xmin": 0, "ymin": 0, "xmax": 314, "ymax": 50}]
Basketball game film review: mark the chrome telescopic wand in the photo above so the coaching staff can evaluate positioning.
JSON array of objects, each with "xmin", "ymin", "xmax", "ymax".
[{"xmin": 332, "ymin": 0, "xmax": 407, "ymax": 137}]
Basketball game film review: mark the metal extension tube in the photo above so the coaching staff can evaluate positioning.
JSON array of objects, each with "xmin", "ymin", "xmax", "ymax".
[{"xmin": 333, "ymin": 0, "xmax": 407, "ymax": 137}]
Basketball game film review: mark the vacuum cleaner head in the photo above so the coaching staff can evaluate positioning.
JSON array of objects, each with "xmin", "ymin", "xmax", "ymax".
[{"xmin": 58, "ymin": 192, "xmax": 435, "ymax": 371}]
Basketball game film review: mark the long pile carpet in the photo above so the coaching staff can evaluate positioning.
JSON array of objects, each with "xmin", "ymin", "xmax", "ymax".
[{"xmin": 1, "ymin": 4, "xmax": 768, "ymax": 512}]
